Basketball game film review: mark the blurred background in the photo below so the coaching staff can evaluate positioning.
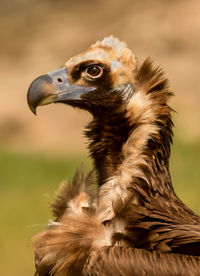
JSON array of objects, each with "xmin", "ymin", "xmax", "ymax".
[{"xmin": 1, "ymin": 0, "xmax": 200, "ymax": 274}]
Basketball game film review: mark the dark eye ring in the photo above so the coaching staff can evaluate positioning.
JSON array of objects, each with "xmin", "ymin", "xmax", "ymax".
[{"xmin": 85, "ymin": 65, "xmax": 103, "ymax": 79}]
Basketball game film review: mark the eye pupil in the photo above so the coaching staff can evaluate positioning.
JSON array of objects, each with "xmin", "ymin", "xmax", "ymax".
[
  {"xmin": 86, "ymin": 65, "xmax": 103, "ymax": 78},
  {"xmin": 88, "ymin": 66, "xmax": 100, "ymax": 76}
]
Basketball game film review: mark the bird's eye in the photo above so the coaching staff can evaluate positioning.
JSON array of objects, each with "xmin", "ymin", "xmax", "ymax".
[{"xmin": 85, "ymin": 65, "xmax": 103, "ymax": 79}]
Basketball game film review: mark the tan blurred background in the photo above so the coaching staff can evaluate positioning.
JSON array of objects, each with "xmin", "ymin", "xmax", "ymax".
[
  {"xmin": 1, "ymin": 0, "xmax": 200, "ymax": 275},
  {"xmin": 1, "ymin": 0, "xmax": 200, "ymax": 154}
]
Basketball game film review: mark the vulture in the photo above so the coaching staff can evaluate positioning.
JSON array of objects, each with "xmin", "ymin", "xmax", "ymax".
[{"xmin": 27, "ymin": 36, "xmax": 200, "ymax": 275}]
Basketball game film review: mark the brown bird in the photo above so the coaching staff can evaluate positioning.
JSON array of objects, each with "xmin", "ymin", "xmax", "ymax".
[{"xmin": 27, "ymin": 36, "xmax": 200, "ymax": 275}]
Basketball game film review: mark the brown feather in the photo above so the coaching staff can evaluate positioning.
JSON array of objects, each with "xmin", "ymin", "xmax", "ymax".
[
  {"xmin": 83, "ymin": 247, "xmax": 200, "ymax": 276},
  {"xmin": 34, "ymin": 174, "xmax": 200, "ymax": 275},
  {"xmin": 51, "ymin": 167, "xmax": 97, "ymax": 220}
]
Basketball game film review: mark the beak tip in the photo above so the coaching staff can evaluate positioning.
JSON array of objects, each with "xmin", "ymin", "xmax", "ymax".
[
  {"xmin": 27, "ymin": 73, "xmax": 53, "ymax": 115},
  {"xmin": 29, "ymin": 104, "xmax": 37, "ymax": 115}
]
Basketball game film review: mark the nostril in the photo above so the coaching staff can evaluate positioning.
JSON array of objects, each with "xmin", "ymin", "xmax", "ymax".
[{"xmin": 57, "ymin": 78, "xmax": 62, "ymax": 83}]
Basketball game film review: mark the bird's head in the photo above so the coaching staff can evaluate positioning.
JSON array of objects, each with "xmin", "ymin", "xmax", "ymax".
[{"xmin": 27, "ymin": 36, "xmax": 137, "ymax": 116}]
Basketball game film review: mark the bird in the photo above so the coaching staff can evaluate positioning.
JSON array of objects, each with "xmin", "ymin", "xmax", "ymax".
[{"xmin": 27, "ymin": 36, "xmax": 200, "ymax": 275}]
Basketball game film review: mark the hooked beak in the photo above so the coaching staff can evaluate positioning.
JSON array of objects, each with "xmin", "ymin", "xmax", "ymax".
[{"xmin": 27, "ymin": 68, "xmax": 96, "ymax": 115}]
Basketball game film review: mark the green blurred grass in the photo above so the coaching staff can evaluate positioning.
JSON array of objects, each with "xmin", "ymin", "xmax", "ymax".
[
  {"xmin": 0, "ymin": 141, "xmax": 200, "ymax": 275},
  {"xmin": 170, "ymin": 140, "xmax": 200, "ymax": 213},
  {"xmin": 0, "ymin": 151, "xmax": 91, "ymax": 276}
]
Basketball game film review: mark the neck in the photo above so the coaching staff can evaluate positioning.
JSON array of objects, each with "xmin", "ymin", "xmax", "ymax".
[
  {"xmin": 86, "ymin": 59, "xmax": 174, "ymax": 222},
  {"xmin": 85, "ymin": 111, "xmax": 132, "ymax": 186},
  {"xmin": 86, "ymin": 104, "xmax": 173, "ymax": 222},
  {"xmin": 86, "ymin": 104, "xmax": 174, "ymax": 191}
]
